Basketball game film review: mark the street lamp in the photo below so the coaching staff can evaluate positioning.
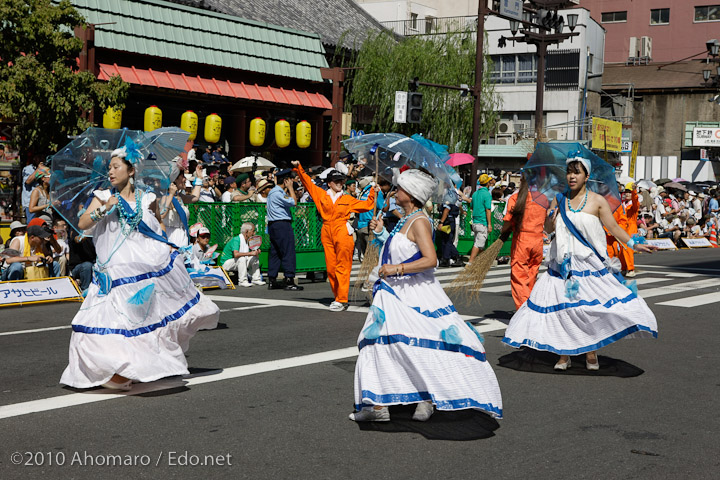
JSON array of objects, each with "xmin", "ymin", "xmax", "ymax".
[
  {"xmin": 704, "ymin": 69, "xmax": 712, "ymax": 81},
  {"xmin": 706, "ymin": 39, "xmax": 720, "ymax": 56},
  {"xmin": 567, "ymin": 14, "xmax": 579, "ymax": 32}
]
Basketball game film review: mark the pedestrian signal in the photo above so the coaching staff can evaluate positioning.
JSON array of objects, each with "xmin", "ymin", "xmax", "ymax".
[{"xmin": 407, "ymin": 92, "xmax": 423, "ymax": 124}]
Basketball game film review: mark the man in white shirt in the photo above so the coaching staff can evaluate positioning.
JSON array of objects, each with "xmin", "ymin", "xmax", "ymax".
[{"xmin": 219, "ymin": 223, "xmax": 263, "ymax": 287}]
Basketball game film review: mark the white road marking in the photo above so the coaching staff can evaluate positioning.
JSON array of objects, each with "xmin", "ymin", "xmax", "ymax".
[
  {"xmin": 657, "ymin": 291, "xmax": 720, "ymax": 307},
  {"xmin": 0, "ymin": 325, "xmax": 70, "ymax": 337},
  {"xmin": 637, "ymin": 278, "xmax": 720, "ymax": 299},
  {"xmin": 218, "ymin": 304, "xmax": 276, "ymax": 313},
  {"xmin": 636, "ymin": 264, "xmax": 720, "ymax": 276}
]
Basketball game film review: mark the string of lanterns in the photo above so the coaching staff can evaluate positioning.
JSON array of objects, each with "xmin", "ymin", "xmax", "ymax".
[{"xmin": 103, "ymin": 106, "xmax": 311, "ymax": 148}]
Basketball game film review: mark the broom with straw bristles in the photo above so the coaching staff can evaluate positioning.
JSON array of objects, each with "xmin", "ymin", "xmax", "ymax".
[
  {"xmin": 352, "ymin": 152, "xmax": 381, "ymax": 302},
  {"xmin": 446, "ymin": 177, "xmax": 530, "ymax": 303}
]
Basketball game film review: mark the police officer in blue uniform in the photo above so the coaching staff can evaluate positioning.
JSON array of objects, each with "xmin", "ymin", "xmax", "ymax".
[{"xmin": 266, "ymin": 169, "xmax": 303, "ymax": 290}]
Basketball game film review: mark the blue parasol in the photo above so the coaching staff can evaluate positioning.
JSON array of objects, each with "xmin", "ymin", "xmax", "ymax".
[
  {"xmin": 522, "ymin": 142, "xmax": 621, "ymax": 212},
  {"xmin": 49, "ymin": 127, "xmax": 189, "ymax": 235},
  {"xmin": 342, "ymin": 133, "xmax": 456, "ymax": 201}
]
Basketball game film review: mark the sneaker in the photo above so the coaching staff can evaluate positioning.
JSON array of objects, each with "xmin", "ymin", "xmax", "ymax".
[
  {"xmin": 625, "ymin": 270, "xmax": 636, "ymax": 278},
  {"xmin": 238, "ymin": 281, "xmax": 253, "ymax": 287},
  {"xmin": 412, "ymin": 401, "xmax": 434, "ymax": 422},
  {"xmin": 284, "ymin": 279, "xmax": 304, "ymax": 291},
  {"xmin": 349, "ymin": 407, "xmax": 390, "ymax": 422},
  {"xmin": 252, "ymin": 279, "xmax": 266, "ymax": 286},
  {"xmin": 328, "ymin": 301, "xmax": 348, "ymax": 311}
]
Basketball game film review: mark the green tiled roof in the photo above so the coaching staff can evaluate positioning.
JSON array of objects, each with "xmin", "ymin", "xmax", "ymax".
[{"xmin": 70, "ymin": 0, "xmax": 328, "ymax": 81}]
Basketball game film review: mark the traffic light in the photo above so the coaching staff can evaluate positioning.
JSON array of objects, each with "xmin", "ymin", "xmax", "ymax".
[{"xmin": 407, "ymin": 92, "xmax": 423, "ymax": 124}]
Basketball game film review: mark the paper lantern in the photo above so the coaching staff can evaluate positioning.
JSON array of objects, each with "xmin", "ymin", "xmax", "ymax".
[
  {"xmin": 249, "ymin": 117, "xmax": 266, "ymax": 147},
  {"xmin": 296, "ymin": 120, "xmax": 311, "ymax": 149},
  {"xmin": 144, "ymin": 105, "xmax": 162, "ymax": 132},
  {"xmin": 204, "ymin": 113, "xmax": 222, "ymax": 144},
  {"xmin": 102, "ymin": 107, "xmax": 122, "ymax": 129},
  {"xmin": 275, "ymin": 119, "xmax": 291, "ymax": 148},
  {"xmin": 180, "ymin": 110, "xmax": 198, "ymax": 141}
]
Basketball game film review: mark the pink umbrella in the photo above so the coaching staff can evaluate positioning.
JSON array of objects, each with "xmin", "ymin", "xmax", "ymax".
[
  {"xmin": 446, "ymin": 153, "xmax": 475, "ymax": 167},
  {"xmin": 673, "ymin": 177, "xmax": 687, "ymax": 182}
]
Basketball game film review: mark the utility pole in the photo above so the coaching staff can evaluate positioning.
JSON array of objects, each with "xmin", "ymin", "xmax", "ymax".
[{"xmin": 469, "ymin": 1, "xmax": 486, "ymax": 193}]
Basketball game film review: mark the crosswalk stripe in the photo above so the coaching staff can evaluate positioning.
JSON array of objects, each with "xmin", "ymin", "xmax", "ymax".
[
  {"xmin": 656, "ymin": 291, "xmax": 720, "ymax": 307},
  {"xmin": 636, "ymin": 278, "xmax": 720, "ymax": 299}
]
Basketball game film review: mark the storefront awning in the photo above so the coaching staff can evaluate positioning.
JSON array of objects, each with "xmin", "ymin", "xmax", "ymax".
[{"xmin": 98, "ymin": 63, "xmax": 332, "ymax": 110}]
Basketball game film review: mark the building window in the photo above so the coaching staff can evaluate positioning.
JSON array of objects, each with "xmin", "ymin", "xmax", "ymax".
[
  {"xmin": 695, "ymin": 5, "xmax": 720, "ymax": 22},
  {"xmin": 425, "ymin": 16, "xmax": 434, "ymax": 33},
  {"xmin": 517, "ymin": 55, "xmax": 536, "ymax": 83},
  {"xmin": 601, "ymin": 11, "xmax": 627, "ymax": 23},
  {"xmin": 650, "ymin": 8, "xmax": 670, "ymax": 24},
  {"xmin": 410, "ymin": 13, "xmax": 418, "ymax": 30},
  {"xmin": 490, "ymin": 54, "xmax": 537, "ymax": 85}
]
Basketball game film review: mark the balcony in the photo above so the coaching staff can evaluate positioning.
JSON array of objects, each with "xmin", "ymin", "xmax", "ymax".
[{"xmin": 380, "ymin": 16, "xmax": 477, "ymax": 36}]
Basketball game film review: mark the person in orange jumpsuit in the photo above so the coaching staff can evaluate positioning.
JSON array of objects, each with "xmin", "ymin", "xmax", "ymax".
[
  {"xmin": 501, "ymin": 180, "xmax": 547, "ymax": 310},
  {"xmin": 606, "ymin": 182, "xmax": 639, "ymax": 277},
  {"xmin": 292, "ymin": 161, "xmax": 376, "ymax": 312}
]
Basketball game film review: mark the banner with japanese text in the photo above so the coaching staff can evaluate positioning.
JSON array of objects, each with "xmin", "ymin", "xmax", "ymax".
[
  {"xmin": 591, "ymin": 117, "xmax": 623, "ymax": 152},
  {"xmin": 0, "ymin": 277, "xmax": 82, "ymax": 307}
]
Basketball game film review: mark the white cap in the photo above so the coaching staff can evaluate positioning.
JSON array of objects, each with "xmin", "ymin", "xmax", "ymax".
[{"xmin": 197, "ymin": 227, "xmax": 210, "ymax": 236}]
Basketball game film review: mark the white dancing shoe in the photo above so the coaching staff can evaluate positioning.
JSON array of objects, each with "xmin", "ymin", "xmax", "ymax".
[
  {"xmin": 349, "ymin": 407, "xmax": 390, "ymax": 422},
  {"xmin": 554, "ymin": 358, "xmax": 572, "ymax": 371},
  {"xmin": 101, "ymin": 379, "xmax": 132, "ymax": 391},
  {"xmin": 412, "ymin": 401, "xmax": 434, "ymax": 422},
  {"xmin": 586, "ymin": 355, "xmax": 600, "ymax": 371}
]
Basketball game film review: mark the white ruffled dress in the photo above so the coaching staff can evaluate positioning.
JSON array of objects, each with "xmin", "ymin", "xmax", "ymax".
[
  {"xmin": 354, "ymin": 218, "xmax": 503, "ymax": 418},
  {"xmin": 502, "ymin": 210, "xmax": 658, "ymax": 355},
  {"xmin": 164, "ymin": 197, "xmax": 190, "ymax": 248},
  {"xmin": 60, "ymin": 190, "xmax": 219, "ymax": 388}
]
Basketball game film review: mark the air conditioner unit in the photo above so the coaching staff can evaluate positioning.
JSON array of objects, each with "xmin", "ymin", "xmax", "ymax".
[
  {"xmin": 547, "ymin": 129, "xmax": 559, "ymax": 140},
  {"xmin": 628, "ymin": 37, "xmax": 640, "ymax": 58},
  {"xmin": 496, "ymin": 135, "xmax": 513, "ymax": 145},
  {"xmin": 641, "ymin": 36, "xmax": 652, "ymax": 59},
  {"xmin": 498, "ymin": 120, "xmax": 514, "ymax": 134},
  {"xmin": 514, "ymin": 123, "xmax": 529, "ymax": 135}
]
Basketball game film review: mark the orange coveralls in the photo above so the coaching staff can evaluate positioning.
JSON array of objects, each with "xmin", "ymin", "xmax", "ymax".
[
  {"xmin": 503, "ymin": 193, "xmax": 547, "ymax": 310},
  {"xmin": 606, "ymin": 191, "xmax": 638, "ymax": 271},
  {"xmin": 295, "ymin": 165, "xmax": 376, "ymax": 303}
]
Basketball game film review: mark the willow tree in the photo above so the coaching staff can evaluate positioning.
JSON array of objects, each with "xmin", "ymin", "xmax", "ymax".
[{"xmin": 347, "ymin": 29, "xmax": 499, "ymax": 153}]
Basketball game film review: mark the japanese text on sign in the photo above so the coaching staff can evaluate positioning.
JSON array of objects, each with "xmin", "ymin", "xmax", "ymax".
[{"xmin": 591, "ymin": 117, "xmax": 623, "ymax": 152}]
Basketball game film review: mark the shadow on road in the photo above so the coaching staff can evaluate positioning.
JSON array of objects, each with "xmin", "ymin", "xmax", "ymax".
[
  {"xmin": 497, "ymin": 348, "xmax": 644, "ymax": 377},
  {"xmin": 356, "ymin": 404, "xmax": 500, "ymax": 441}
]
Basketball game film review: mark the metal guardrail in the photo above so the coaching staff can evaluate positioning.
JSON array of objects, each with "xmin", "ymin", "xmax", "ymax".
[{"xmin": 381, "ymin": 16, "xmax": 477, "ymax": 36}]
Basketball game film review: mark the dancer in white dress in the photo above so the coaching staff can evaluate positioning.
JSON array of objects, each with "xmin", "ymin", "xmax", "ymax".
[
  {"xmin": 60, "ymin": 144, "xmax": 219, "ymax": 391},
  {"xmin": 160, "ymin": 162, "xmax": 202, "ymax": 248},
  {"xmin": 350, "ymin": 169, "xmax": 502, "ymax": 422},
  {"xmin": 502, "ymin": 155, "xmax": 658, "ymax": 370}
]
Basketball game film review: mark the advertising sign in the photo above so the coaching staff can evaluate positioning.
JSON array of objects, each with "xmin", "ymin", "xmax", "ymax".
[
  {"xmin": 591, "ymin": 117, "xmax": 623, "ymax": 152},
  {"xmin": 681, "ymin": 237, "xmax": 713, "ymax": 248},
  {"xmin": 0, "ymin": 277, "xmax": 82, "ymax": 307},
  {"xmin": 646, "ymin": 238, "xmax": 677, "ymax": 250},
  {"xmin": 692, "ymin": 127, "xmax": 720, "ymax": 147}
]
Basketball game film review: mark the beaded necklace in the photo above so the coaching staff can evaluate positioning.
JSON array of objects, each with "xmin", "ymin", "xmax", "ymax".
[
  {"xmin": 567, "ymin": 190, "xmax": 588, "ymax": 213},
  {"xmin": 390, "ymin": 208, "xmax": 423, "ymax": 236},
  {"xmin": 115, "ymin": 188, "xmax": 143, "ymax": 235}
]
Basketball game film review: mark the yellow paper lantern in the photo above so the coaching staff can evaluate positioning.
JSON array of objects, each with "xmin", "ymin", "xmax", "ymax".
[
  {"xmin": 296, "ymin": 120, "xmax": 311, "ymax": 149},
  {"xmin": 249, "ymin": 117, "xmax": 266, "ymax": 147},
  {"xmin": 144, "ymin": 105, "xmax": 162, "ymax": 132},
  {"xmin": 275, "ymin": 119, "xmax": 291, "ymax": 148},
  {"xmin": 102, "ymin": 107, "xmax": 122, "ymax": 129},
  {"xmin": 204, "ymin": 113, "xmax": 222, "ymax": 144},
  {"xmin": 180, "ymin": 110, "xmax": 198, "ymax": 141}
]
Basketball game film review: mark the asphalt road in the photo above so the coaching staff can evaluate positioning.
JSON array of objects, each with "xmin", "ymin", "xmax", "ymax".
[{"xmin": 1, "ymin": 248, "xmax": 719, "ymax": 479}]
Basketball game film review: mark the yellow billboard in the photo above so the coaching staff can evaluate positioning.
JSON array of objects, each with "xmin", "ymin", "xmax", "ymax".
[{"xmin": 591, "ymin": 117, "xmax": 623, "ymax": 152}]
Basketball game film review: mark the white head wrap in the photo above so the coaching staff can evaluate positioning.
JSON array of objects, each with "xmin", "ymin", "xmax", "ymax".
[
  {"xmin": 566, "ymin": 155, "xmax": 591, "ymax": 175},
  {"xmin": 397, "ymin": 169, "xmax": 438, "ymax": 205},
  {"xmin": 111, "ymin": 146, "xmax": 127, "ymax": 159}
]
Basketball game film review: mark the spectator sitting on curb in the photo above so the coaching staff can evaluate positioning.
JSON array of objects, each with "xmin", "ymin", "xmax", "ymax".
[
  {"xmin": 1, "ymin": 224, "xmax": 54, "ymax": 281},
  {"xmin": 218, "ymin": 222, "xmax": 263, "ymax": 287},
  {"xmin": 192, "ymin": 227, "xmax": 213, "ymax": 262},
  {"xmin": 68, "ymin": 230, "xmax": 96, "ymax": 293}
]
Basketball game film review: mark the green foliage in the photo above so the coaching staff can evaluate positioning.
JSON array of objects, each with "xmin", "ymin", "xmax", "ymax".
[
  {"xmin": 347, "ymin": 29, "xmax": 499, "ymax": 153},
  {"xmin": 0, "ymin": 0, "xmax": 128, "ymax": 157}
]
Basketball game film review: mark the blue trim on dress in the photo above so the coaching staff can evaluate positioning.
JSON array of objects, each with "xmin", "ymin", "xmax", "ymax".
[
  {"xmin": 356, "ymin": 389, "xmax": 502, "ymax": 417},
  {"xmin": 358, "ymin": 333, "xmax": 486, "ymax": 362},
  {"xmin": 92, "ymin": 251, "xmax": 179, "ymax": 288},
  {"xmin": 526, "ymin": 291, "xmax": 637, "ymax": 313},
  {"xmin": 72, "ymin": 291, "xmax": 201, "ymax": 337},
  {"xmin": 547, "ymin": 265, "xmax": 610, "ymax": 279},
  {"xmin": 372, "ymin": 281, "xmax": 457, "ymax": 318},
  {"xmin": 501, "ymin": 324, "xmax": 658, "ymax": 355}
]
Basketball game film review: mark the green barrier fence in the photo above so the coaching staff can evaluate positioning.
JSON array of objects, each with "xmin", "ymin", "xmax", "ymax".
[{"xmin": 189, "ymin": 201, "xmax": 513, "ymax": 273}]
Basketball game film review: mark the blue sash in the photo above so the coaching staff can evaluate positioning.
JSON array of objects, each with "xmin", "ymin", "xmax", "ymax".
[
  {"xmin": 556, "ymin": 194, "xmax": 624, "ymax": 284},
  {"xmin": 171, "ymin": 197, "xmax": 189, "ymax": 237},
  {"xmin": 115, "ymin": 193, "xmax": 179, "ymax": 249}
]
